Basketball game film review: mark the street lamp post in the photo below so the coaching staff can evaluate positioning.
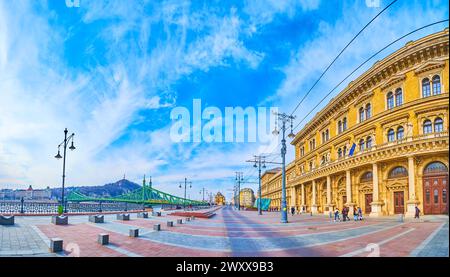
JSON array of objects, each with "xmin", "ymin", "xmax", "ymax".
[
  {"xmin": 199, "ymin": 188, "xmax": 207, "ymax": 202},
  {"xmin": 179, "ymin": 178, "xmax": 192, "ymax": 210},
  {"xmin": 246, "ymin": 156, "xmax": 280, "ymax": 215},
  {"xmin": 273, "ymin": 112, "xmax": 295, "ymax": 223},
  {"xmin": 54, "ymin": 128, "xmax": 76, "ymax": 213},
  {"xmin": 235, "ymin": 172, "xmax": 243, "ymax": 211}
]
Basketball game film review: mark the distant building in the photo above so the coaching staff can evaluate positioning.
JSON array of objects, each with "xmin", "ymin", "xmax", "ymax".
[
  {"xmin": 0, "ymin": 185, "xmax": 51, "ymax": 200},
  {"xmin": 215, "ymin": 192, "xmax": 225, "ymax": 205},
  {"xmin": 240, "ymin": 188, "xmax": 255, "ymax": 208}
]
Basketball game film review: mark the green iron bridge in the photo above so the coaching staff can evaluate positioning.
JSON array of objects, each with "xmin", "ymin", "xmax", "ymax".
[{"xmin": 67, "ymin": 178, "xmax": 204, "ymax": 206}]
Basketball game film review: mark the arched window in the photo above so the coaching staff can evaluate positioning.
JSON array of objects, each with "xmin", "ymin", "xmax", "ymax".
[
  {"xmin": 423, "ymin": 161, "xmax": 448, "ymax": 175},
  {"xmin": 422, "ymin": 78, "xmax": 431, "ymax": 97},
  {"xmin": 360, "ymin": 172, "xmax": 373, "ymax": 182},
  {"xmin": 432, "ymin": 75, "xmax": 441, "ymax": 95},
  {"xmin": 434, "ymin": 117, "xmax": 443, "ymax": 133},
  {"xmin": 397, "ymin": 126, "xmax": 404, "ymax": 140},
  {"xmin": 387, "ymin": 92, "xmax": 394, "ymax": 109},
  {"xmin": 388, "ymin": 166, "xmax": 408, "ymax": 178},
  {"xmin": 387, "ymin": 128, "xmax": 395, "ymax": 142},
  {"xmin": 337, "ymin": 148, "xmax": 342, "ymax": 158},
  {"xmin": 359, "ymin": 139, "xmax": 365, "ymax": 151},
  {"xmin": 366, "ymin": 136, "xmax": 372, "ymax": 149},
  {"xmin": 365, "ymin": 103, "xmax": 371, "ymax": 119},
  {"xmin": 423, "ymin": 119, "xmax": 432, "ymax": 134},
  {"xmin": 338, "ymin": 121, "xmax": 342, "ymax": 134},
  {"xmin": 395, "ymin": 88, "xmax": 403, "ymax": 106},
  {"xmin": 342, "ymin": 117, "xmax": 347, "ymax": 131},
  {"xmin": 325, "ymin": 129, "xmax": 329, "ymax": 141},
  {"xmin": 359, "ymin": 107, "xmax": 365, "ymax": 123}
]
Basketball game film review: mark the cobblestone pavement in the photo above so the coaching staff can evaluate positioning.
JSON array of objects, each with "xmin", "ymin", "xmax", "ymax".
[{"xmin": 0, "ymin": 206, "xmax": 448, "ymax": 257}]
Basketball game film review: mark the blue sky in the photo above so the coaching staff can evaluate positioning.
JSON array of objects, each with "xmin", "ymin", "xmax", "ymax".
[{"xmin": 0, "ymin": 0, "xmax": 448, "ymax": 201}]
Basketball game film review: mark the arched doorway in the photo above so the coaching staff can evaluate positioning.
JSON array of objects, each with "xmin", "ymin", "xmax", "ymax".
[{"xmin": 423, "ymin": 162, "xmax": 448, "ymax": 214}]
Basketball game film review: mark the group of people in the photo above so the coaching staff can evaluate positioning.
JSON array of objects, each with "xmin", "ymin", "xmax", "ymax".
[{"xmin": 332, "ymin": 206, "xmax": 363, "ymax": 222}]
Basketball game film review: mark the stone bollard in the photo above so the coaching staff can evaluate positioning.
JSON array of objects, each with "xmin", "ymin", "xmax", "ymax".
[
  {"xmin": 153, "ymin": 224, "xmax": 161, "ymax": 231},
  {"xmin": 129, "ymin": 228, "xmax": 139, "ymax": 237},
  {"xmin": 0, "ymin": 215, "xmax": 14, "ymax": 225},
  {"xmin": 117, "ymin": 214, "xmax": 130, "ymax": 221},
  {"xmin": 398, "ymin": 214, "xmax": 404, "ymax": 223},
  {"xmin": 89, "ymin": 215, "xmax": 104, "ymax": 223},
  {"xmin": 50, "ymin": 238, "xmax": 63, "ymax": 253},
  {"xmin": 51, "ymin": 215, "xmax": 68, "ymax": 225},
  {"xmin": 177, "ymin": 219, "xmax": 183, "ymax": 224},
  {"xmin": 167, "ymin": 221, "xmax": 174, "ymax": 227},
  {"xmin": 97, "ymin": 233, "xmax": 109, "ymax": 245},
  {"xmin": 137, "ymin": 212, "xmax": 148, "ymax": 218}
]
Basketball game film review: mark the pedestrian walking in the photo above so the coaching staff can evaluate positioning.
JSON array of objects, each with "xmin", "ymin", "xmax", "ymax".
[
  {"xmin": 342, "ymin": 207, "xmax": 347, "ymax": 222},
  {"xmin": 334, "ymin": 208, "xmax": 340, "ymax": 222},
  {"xmin": 353, "ymin": 207, "xmax": 358, "ymax": 221},
  {"xmin": 358, "ymin": 207, "xmax": 363, "ymax": 220},
  {"xmin": 291, "ymin": 206, "xmax": 295, "ymax": 216},
  {"xmin": 415, "ymin": 205, "xmax": 420, "ymax": 219}
]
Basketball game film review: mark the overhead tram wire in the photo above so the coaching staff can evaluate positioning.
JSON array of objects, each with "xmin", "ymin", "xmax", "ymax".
[
  {"xmin": 289, "ymin": 0, "xmax": 399, "ymax": 117},
  {"xmin": 250, "ymin": 0, "xmax": 399, "ymax": 162},
  {"xmin": 291, "ymin": 19, "xmax": 450, "ymax": 133}
]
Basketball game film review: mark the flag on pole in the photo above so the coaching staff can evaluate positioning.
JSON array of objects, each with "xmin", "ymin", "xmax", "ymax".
[{"xmin": 348, "ymin": 143, "xmax": 356, "ymax": 156}]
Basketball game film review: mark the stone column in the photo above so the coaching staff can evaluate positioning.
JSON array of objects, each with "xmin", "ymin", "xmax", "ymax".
[
  {"xmin": 370, "ymin": 163, "xmax": 383, "ymax": 217},
  {"xmin": 291, "ymin": 186, "xmax": 297, "ymax": 211},
  {"xmin": 301, "ymin": 183, "xmax": 306, "ymax": 213},
  {"xmin": 311, "ymin": 180, "xmax": 318, "ymax": 214},
  {"xmin": 405, "ymin": 156, "xmax": 418, "ymax": 217},
  {"xmin": 324, "ymin": 175, "xmax": 333, "ymax": 215},
  {"xmin": 346, "ymin": 170, "xmax": 355, "ymax": 215}
]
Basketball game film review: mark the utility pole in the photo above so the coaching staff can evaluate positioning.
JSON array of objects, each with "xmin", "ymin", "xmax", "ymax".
[
  {"xmin": 246, "ymin": 155, "xmax": 282, "ymax": 215},
  {"xmin": 273, "ymin": 112, "xmax": 296, "ymax": 223}
]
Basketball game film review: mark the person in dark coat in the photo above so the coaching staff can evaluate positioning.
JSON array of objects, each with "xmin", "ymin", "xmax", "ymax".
[
  {"xmin": 291, "ymin": 206, "xmax": 295, "ymax": 216},
  {"xmin": 415, "ymin": 205, "xmax": 420, "ymax": 219}
]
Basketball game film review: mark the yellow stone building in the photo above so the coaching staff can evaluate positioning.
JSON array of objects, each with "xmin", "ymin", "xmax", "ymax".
[
  {"xmin": 261, "ymin": 29, "xmax": 449, "ymax": 217},
  {"xmin": 215, "ymin": 192, "xmax": 226, "ymax": 205}
]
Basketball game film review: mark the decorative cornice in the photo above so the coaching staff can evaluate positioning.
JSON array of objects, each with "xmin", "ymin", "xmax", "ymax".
[{"xmin": 414, "ymin": 59, "xmax": 446, "ymax": 75}]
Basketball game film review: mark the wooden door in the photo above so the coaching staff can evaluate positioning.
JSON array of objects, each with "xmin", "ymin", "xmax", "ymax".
[
  {"xmin": 365, "ymin": 194, "xmax": 373, "ymax": 214},
  {"xmin": 393, "ymin": 191, "xmax": 404, "ymax": 214},
  {"xmin": 342, "ymin": 195, "xmax": 347, "ymax": 209},
  {"xmin": 423, "ymin": 176, "xmax": 449, "ymax": 214}
]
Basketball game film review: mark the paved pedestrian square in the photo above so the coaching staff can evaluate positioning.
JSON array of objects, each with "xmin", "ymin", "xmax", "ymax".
[{"xmin": 0, "ymin": 207, "xmax": 448, "ymax": 257}]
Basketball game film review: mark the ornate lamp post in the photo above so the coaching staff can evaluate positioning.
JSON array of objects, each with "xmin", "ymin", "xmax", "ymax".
[
  {"xmin": 179, "ymin": 178, "xmax": 192, "ymax": 210},
  {"xmin": 273, "ymin": 112, "xmax": 295, "ymax": 223},
  {"xmin": 54, "ymin": 128, "xmax": 76, "ymax": 213}
]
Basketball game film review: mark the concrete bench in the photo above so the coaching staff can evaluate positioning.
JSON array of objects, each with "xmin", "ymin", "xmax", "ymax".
[
  {"xmin": 137, "ymin": 212, "xmax": 148, "ymax": 218},
  {"xmin": 167, "ymin": 221, "xmax": 174, "ymax": 227},
  {"xmin": 97, "ymin": 233, "xmax": 109, "ymax": 245},
  {"xmin": 89, "ymin": 215, "xmax": 104, "ymax": 223},
  {"xmin": 51, "ymin": 215, "xmax": 68, "ymax": 225},
  {"xmin": 129, "ymin": 228, "xmax": 139, "ymax": 237},
  {"xmin": 0, "ymin": 215, "xmax": 14, "ymax": 225},
  {"xmin": 50, "ymin": 238, "xmax": 63, "ymax": 253},
  {"xmin": 177, "ymin": 219, "xmax": 183, "ymax": 224},
  {"xmin": 153, "ymin": 224, "xmax": 161, "ymax": 231},
  {"xmin": 117, "ymin": 214, "xmax": 130, "ymax": 221}
]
